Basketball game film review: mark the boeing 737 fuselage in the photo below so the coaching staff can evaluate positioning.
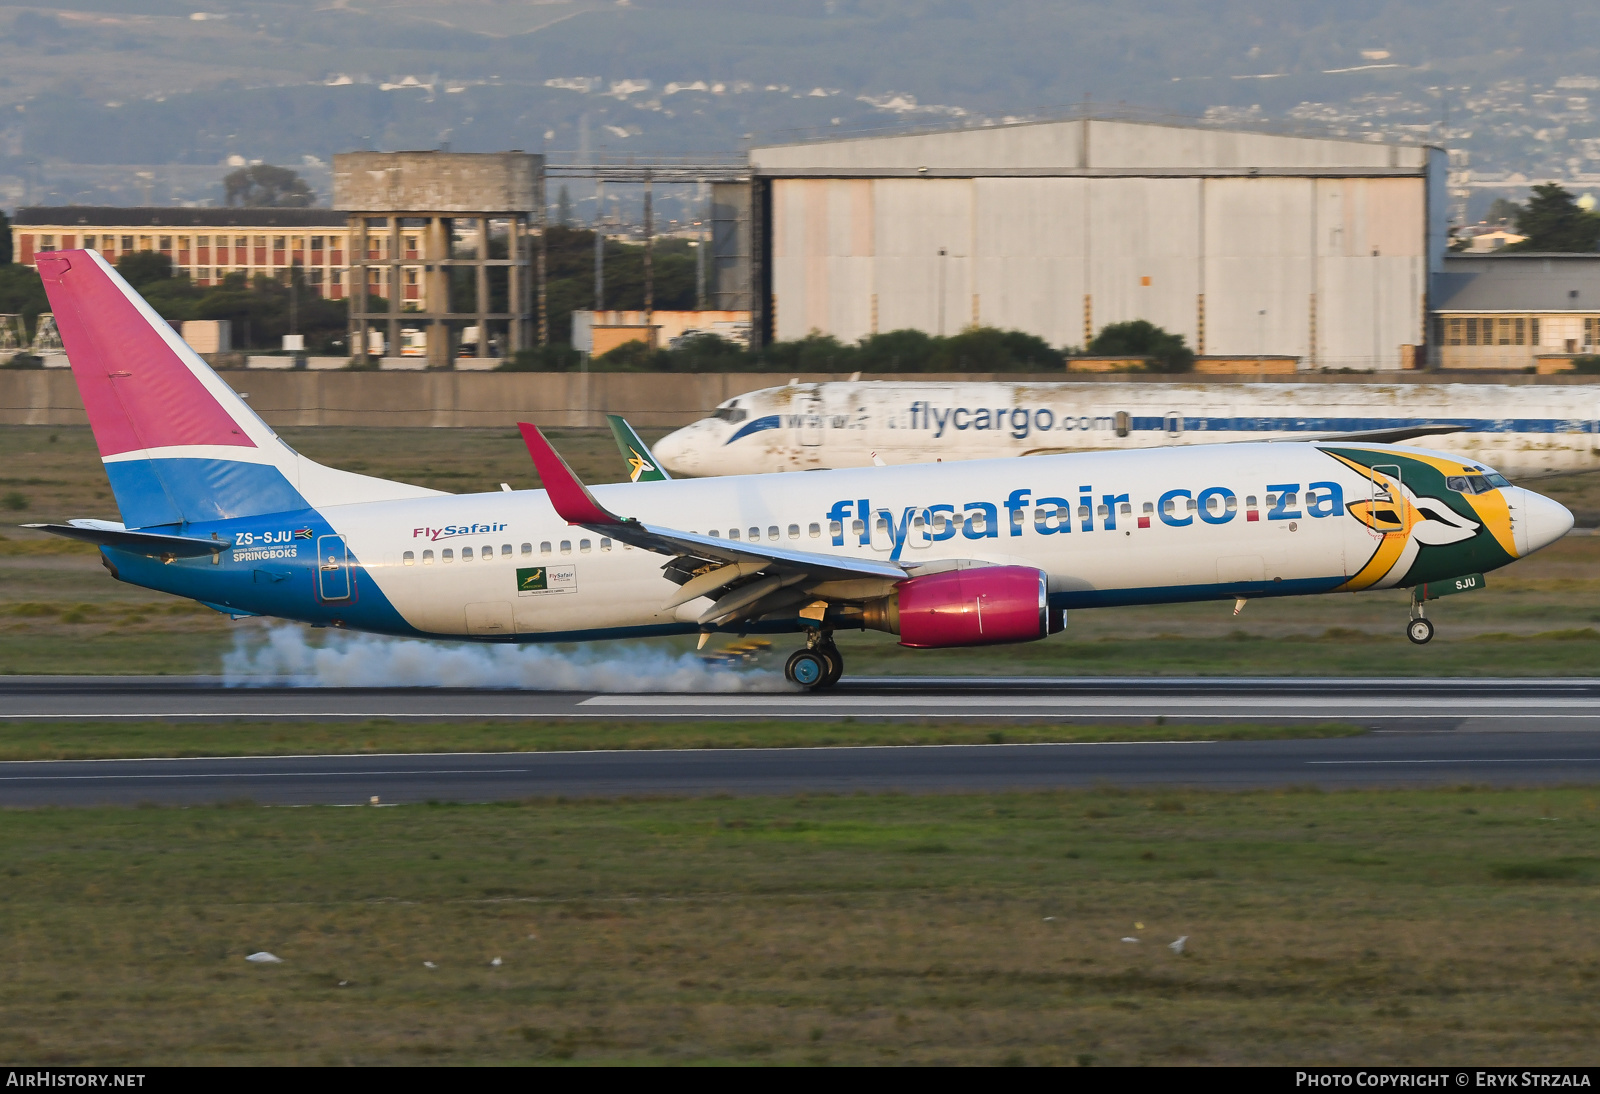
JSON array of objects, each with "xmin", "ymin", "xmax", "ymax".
[{"xmin": 27, "ymin": 251, "xmax": 1576, "ymax": 688}]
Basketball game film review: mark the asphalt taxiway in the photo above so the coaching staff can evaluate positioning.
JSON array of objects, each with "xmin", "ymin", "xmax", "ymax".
[{"xmin": 2, "ymin": 676, "xmax": 1599, "ymax": 805}]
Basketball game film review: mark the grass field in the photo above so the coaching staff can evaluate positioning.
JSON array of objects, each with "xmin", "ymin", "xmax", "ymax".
[
  {"xmin": 0, "ymin": 718, "xmax": 1364, "ymax": 762},
  {"xmin": 3, "ymin": 786, "xmax": 1597, "ymax": 1065},
  {"xmin": 3, "ymin": 424, "xmax": 1600, "ymax": 678}
]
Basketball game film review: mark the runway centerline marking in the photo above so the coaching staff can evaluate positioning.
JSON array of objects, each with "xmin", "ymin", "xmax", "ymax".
[
  {"xmin": 583, "ymin": 695, "xmax": 1600, "ymax": 710},
  {"xmin": 0, "ymin": 768, "xmax": 530, "ymax": 782},
  {"xmin": 1307, "ymin": 758, "xmax": 1600, "ymax": 765}
]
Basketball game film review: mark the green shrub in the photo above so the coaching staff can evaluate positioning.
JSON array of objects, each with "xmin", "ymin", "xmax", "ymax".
[{"xmin": 1087, "ymin": 320, "xmax": 1195, "ymax": 372}]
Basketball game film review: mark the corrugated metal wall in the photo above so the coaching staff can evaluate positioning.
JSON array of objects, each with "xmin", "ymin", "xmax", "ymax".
[{"xmin": 769, "ymin": 174, "xmax": 1427, "ymax": 368}]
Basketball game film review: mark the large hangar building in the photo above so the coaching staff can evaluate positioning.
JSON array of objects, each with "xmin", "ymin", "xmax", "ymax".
[{"xmin": 732, "ymin": 117, "xmax": 1446, "ymax": 370}]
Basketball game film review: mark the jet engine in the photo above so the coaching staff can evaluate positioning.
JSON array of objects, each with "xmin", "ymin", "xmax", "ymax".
[{"xmin": 861, "ymin": 565, "xmax": 1059, "ymax": 648}]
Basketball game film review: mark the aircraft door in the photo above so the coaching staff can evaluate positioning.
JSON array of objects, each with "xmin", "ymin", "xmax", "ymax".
[
  {"xmin": 1362, "ymin": 464, "xmax": 1410, "ymax": 538},
  {"xmin": 317, "ymin": 535, "xmax": 352, "ymax": 601}
]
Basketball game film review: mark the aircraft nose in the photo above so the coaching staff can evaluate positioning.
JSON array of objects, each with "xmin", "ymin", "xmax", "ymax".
[
  {"xmin": 652, "ymin": 424, "xmax": 694, "ymax": 475},
  {"xmin": 1513, "ymin": 488, "xmax": 1574, "ymax": 556}
]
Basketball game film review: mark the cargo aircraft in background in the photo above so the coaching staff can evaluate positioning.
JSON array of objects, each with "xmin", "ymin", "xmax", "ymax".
[
  {"xmin": 24, "ymin": 250, "xmax": 1576, "ymax": 688},
  {"xmin": 653, "ymin": 379, "xmax": 1600, "ymax": 481}
]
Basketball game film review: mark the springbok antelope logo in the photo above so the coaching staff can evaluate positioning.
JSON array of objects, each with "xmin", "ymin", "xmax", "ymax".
[
  {"xmin": 625, "ymin": 446, "xmax": 658, "ymax": 483},
  {"xmin": 1333, "ymin": 456, "xmax": 1483, "ymax": 592}
]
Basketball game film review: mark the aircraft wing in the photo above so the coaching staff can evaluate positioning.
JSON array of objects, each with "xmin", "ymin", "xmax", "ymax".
[
  {"xmin": 24, "ymin": 518, "xmax": 231, "ymax": 559},
  {"xmin": 1272, "ymin": 423, "xmax": 1466, "ymax": 445},
  {"xmin": 606, "ymin": 414, "xmax": 671, "ymax": 481},
  {"xmin": 519, "ymin": 423, "xmax": 905, "ymax": 624}
]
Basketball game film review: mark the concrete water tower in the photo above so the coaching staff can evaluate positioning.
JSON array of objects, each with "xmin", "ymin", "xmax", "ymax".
[{"xmin": 334, "ymin": 151, "xmax": 542, "ymax": 368}]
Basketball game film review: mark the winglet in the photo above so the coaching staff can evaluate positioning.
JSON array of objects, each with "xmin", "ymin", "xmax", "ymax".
[{"xmin": 518, "ymin": 422, "xmax": 624, "ymax": 526}]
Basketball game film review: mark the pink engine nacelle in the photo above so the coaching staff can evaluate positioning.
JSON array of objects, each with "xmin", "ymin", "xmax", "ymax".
[{"xmin": 867, "ymin": 565, "xmax": 1056, "ymax": 649}]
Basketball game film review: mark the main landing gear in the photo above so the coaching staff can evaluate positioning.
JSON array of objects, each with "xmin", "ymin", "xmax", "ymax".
[{"xmin": 786, "ymin": 633, "xmax": 844, "ymax": 689}]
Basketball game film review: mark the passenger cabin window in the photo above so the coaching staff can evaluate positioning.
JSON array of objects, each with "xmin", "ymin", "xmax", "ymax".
[
  {"xmin": 1096, "ymin": 504, "xmax": 1109, "ymax": 520},
  {"xmin": 1266, "ymin": 494, "xmax": 1277, "ymax": 507},
  {"xmin": 1224, "ymin": 496, "xmax": 1237, "ymax": 512},
  {"xmin": 767, "ymin": 526, "xmax": 779, "ymax": 541},
  {"xmin": 851, "ymin": 519, "xmax": 864, "ymax": 538},
  {"xmin": 422, "ymin": 550, "xmax": 434, "ymax": 564},
  {"xmin": 788, "ymin": 524, "xmax": 800, "ymax": 539},
  {"xmin": 729, "ymin": 528, "xmax": 740, "ymax": 541},
  {"xmin": 1142, "ymin": 502, "xmax": 1154, "ymax": 515},
  {"xmin": 829, "ymin": 520, "xmax": 842, "ymax": 539},
  {"xmin": 442, "ymin": 549, "xmax": 454, "ymax": 563},
  {"xmin": 1246, "ymin": 495, "xmax": 1258, "ymax": 508},
  {"xmin": 560, "ymin": 540, "xmax": 572, "ymax": 555},
  {"xmin": 580, "ymin": 539, "xmax": 592, "ymax": 553},
  {"xmin": 1077, "ymin": 504, "xmax": 1091, "ymax": 521},
  {"xmin": 540, "ymin": 541, "xmax": 551, "ymax": 555},
  {"xmin": 521, "ymin": 543, "xmax": 532, "ymax": 556},
  {"xmin": 1283, "ymin": 493, "xmax": 1298, "ymax": 509},
  {"xmin": 501, "ymin": 544, "xmax": 512, "ymax": 556},
  {"xmin": 749, "ymin": 526, "xmax": 760, "ymax": 541},
  {"xmin": 462, "ymin": 547, "xmax": 473, "ymax": 561},
  {"xmin": 1119, "ymin": 502, "xmax": 1132, "ymax": 516},
  {"xmin": 601, "ymin": 538, "xmax": 613, "ymax": 551},
  {"xmin": 403, "ymin": 551, "xmax": 415, "ymax": 565},
  {"xmin": 1161, "ymin": 498, "xmax": 1176, "ymax": 516},
  {"xmin": 809, "ymin": 523, "xmax": 821, "ymax": 538},
  {"xmin": 481, "ymin": 545, "xmax": 493, "ymax": 558}
]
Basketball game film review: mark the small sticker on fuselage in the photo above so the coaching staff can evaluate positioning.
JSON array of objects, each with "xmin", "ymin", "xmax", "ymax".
[{"xmin": 517, "ymin": 565, "xmax": 577, "ymax": 596}]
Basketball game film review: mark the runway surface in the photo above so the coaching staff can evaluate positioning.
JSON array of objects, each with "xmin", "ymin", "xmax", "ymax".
[
  {"xmin": 3, "ymin": 676, "xmax": 1600, "ymax": 805},
  {"xmin": 7, "ymin": 674, "xmax": 1600, "ymax": 726}
]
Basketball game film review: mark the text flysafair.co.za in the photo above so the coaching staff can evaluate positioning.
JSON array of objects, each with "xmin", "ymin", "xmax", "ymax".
[{"xmin": 825, "ymin": 483, "xmax": 1345, "ymax": 559}]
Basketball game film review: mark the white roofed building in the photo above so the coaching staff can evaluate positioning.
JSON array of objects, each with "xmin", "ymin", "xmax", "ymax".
[{"xmin": 723, "ymin": 115, "xmax": 1446, "ymax": 371}]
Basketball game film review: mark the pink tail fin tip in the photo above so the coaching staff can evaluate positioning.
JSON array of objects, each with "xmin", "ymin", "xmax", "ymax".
[{"xmin": 35, "ymin": 250, "xmax": 253, "ymax": 459}]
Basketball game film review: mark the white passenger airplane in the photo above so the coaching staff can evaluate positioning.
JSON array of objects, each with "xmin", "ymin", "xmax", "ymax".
[
  {"xmin": 653, "ymin": 380, "xmax": 1600, "ymax": 480},
  {"xmin": 25, "ymin": 250, "xmax": 1575, "ymax": 688}
]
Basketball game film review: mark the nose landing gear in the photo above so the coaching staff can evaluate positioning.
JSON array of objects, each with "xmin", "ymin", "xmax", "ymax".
[
  {"xmin": 1407, "ymin": 593, "xmax": 1434, "ymax": 645},
  {"xmin": 786, "ymin": 633, "xmax": 843, "ymax": 689}
]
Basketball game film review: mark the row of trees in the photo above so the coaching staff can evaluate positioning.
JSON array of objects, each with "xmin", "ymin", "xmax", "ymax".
[
  {"xmin": 1469, "ymin": 182, "xmax": 1600, "ymax": 252},
  {"xmin": 511, "ymin": 318, "xmax": 1195, "ymax": 374}
]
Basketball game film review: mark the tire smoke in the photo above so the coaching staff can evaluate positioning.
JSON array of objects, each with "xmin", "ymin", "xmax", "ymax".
[{"xmin": 222, "ymin": 624, "xmax": 787, "ymax": 692}]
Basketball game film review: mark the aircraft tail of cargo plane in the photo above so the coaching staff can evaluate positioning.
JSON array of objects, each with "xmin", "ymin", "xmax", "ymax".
[{"xmin": 24, "ymin": 250, "xmax": 1577, "ymax": 688}]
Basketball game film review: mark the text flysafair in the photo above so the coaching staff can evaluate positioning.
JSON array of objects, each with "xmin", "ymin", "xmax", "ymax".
[
  {"xmin": 412, "ymin": 522, "xmax": 510, "ymax": 542},
  {"xmin": 826, "ymin": 482, "xmax": 1346, "ymax": 560}
]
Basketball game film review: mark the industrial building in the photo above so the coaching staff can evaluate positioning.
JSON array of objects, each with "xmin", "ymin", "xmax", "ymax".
[
  {"xmin": 10, "ymin": 207, "xmax": 350, "ymax": 295},
  {"xmin": 1432, "ymin": 252, "xmax": 1600, "ymax": 369},
  {"xmin": 719, "ymin": 117, "xmax": 1446, "ymax": 370}
]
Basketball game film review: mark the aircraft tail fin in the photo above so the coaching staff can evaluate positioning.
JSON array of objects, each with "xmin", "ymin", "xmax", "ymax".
[
  {"xmin": 605, "ymin": 414, "xmax": 671, "ymax": 482},
  {"xmin": 34, "ymin": 250, "xmax": 439, "ymax": 528}
]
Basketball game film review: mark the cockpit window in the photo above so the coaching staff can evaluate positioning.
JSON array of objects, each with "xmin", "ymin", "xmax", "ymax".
[
  {"xmin": 1447, "ymin": 472, "xmax": 1510, "ymax": 495},
  {"xmin": 712, "ymin": 405, "xmax": 748, "ymax": 423}
]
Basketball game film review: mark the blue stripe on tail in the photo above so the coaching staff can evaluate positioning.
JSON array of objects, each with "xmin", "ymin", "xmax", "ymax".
[{"xmin": 106, "ymin": 459, "xmax": 309, "ymax": 528}]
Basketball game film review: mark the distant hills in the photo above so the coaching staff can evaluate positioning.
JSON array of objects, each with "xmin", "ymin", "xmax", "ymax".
[{"xmin": 3, "ymin": 1, "xmax": 1599, "ymax": 214}]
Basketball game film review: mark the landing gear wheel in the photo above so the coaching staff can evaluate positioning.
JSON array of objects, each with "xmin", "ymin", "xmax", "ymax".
[
  {"xmin": 817, "ymin": 643, "xmax": 844, "ymax": 688},
  {"xmin": 785, "ymin": 649, "xmax": 829, "ymax": 689},
  {"xmin": 1407, "ymin": 618, "xmax": 1435, "ymax": 645}
]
